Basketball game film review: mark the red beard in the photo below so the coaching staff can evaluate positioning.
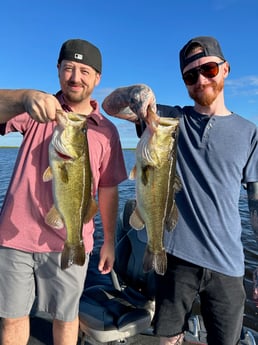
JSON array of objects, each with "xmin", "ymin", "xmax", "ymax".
[{"xmin": 188, "ymin": 78, "xmax": 224, "ymax": 106}]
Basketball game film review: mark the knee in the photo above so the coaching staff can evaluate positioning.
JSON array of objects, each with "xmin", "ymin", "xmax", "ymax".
[
  {"xmin": 53, "ymin": 316, "xmax": 79, "ymax": 328},
  {"xmin": 1, "ymin": 316, "xmax": 29, "ymax": 327},
  {"xmin": 1, "ymin": 316, "xmax": 30, "ymax": 345}
]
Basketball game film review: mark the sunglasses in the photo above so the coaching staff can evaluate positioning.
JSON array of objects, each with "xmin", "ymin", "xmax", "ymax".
[{"xmin": 182, "ymin": 61, "xmax": 225, "ymax": 86}]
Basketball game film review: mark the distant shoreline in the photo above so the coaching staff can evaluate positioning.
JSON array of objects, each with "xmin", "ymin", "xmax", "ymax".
[
  {"xmin": 0, "ymin": 146, "xmax": 135, "ymax": 150},
  {"xmin": 0, "ymin": 146, "xmax": 20, "ymax": 148}
]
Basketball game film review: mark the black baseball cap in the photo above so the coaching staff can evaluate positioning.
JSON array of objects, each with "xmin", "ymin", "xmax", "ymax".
[
  {"xmin": 179, "ymin": 36, "xmax": 226, "ymax": 73},
  {"xmin": 58, "ymin": 39, "xmax": 102, "ymax": 73}
]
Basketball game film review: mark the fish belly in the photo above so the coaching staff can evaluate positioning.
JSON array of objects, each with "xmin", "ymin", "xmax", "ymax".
[
  {"xmin": 52, "ymin": 153, "xmax": 91, "ymax": 270},
  {"xmin": 137, "ymin": 161, "xmax": 171, "ymax": 275}
]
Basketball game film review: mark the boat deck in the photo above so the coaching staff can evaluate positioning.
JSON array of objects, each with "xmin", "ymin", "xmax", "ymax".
[{"xmin": 25, "ymin": 312, "xmax": 258, "ymax": 345}]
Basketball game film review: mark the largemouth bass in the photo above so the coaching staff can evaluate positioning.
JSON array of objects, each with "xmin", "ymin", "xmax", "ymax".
[
  {"xmin": 43, "ymin": 111, "xmax": 98, "ymax": 270},
  {"xmin": 129, "ymin": 108, "xmax": 181, "ymax": 275}
]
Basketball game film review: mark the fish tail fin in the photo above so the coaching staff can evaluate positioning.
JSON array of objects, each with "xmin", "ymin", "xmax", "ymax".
[
  {"xmin": 61, "ymin": 241, "xmax": 86, "ymax": 270},
  {"xmin": 143, "ymin": 246, "xmax": 167, "ymax": 276},
  {"xmin": 154, "ymin": 249, "xmax": 167, "ymax": 275},
  {"xmin": 143, "ymin": 246, "xmax": 155, "ymax": 273}
]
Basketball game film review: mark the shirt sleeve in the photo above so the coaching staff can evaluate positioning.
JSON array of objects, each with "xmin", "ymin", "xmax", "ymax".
[
  {"xmin": 98, "ymin": 126, "xmax": 127, "ymax": 187},
  {"xmin": 243, "ymin": 127, "xmax": 258, "ymax": 183},
  {"xmin": 0, "ymin": 113, "xmax": 31, "ymax": 136}
]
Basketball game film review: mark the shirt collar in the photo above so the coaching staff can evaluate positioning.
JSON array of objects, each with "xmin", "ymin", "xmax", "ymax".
[{"xmin": 55, "ymin": 90, "xmax": 101, "ymax": 125}]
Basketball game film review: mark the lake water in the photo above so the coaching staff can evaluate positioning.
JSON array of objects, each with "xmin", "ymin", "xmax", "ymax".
[{"xmin": 0, "ymin": 147, "xmax": 257, "ymax": 333}]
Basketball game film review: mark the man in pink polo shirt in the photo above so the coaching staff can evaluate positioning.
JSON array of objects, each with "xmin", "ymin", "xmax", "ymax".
[{"xmin": 0, "ymin": 39, "xmax": 127, "ymax": 345}]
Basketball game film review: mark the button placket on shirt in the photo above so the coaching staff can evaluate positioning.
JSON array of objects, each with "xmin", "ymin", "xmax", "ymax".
[{"xmin": 202, "ymin": 117, "xmax": 215, "ymax": 143}]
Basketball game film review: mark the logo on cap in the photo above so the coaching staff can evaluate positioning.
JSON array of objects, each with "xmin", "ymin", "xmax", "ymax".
[{"xmin": 74, "ymin": 53, "xmax": 83, "ymax": 60}]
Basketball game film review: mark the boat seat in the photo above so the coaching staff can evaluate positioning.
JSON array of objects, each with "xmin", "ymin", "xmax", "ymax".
[{"xmin": 79, "ymin": 199, "xmax": 155, "ymax": 344}]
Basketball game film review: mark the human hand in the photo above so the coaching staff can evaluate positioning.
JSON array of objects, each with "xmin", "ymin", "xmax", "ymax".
[
  {"xmin": 253, "ymin": 267, "xmax": 258, "ymax": 307},
  {"xmin": 98, "ymin": 242, "xmax": 115, "ymax": 275},
  {"xmin": 102, "ymin": 84, "xmax": 157, "ymax": 122},
  {"xmin": 22, "ymin": 90, "xmax": 62, "ymax": 123}
]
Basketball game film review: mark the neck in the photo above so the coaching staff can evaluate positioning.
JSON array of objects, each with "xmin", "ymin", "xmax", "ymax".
[
  {"xmin": 71, "ymin": 103, "xmax": 93, "ymax": 116},
  {"xmin": 194, "ymin": 104, "xmax": 231, "ymax": 116},
  {"xmin": 64, "ymin": 97, "xmax": 94, "ymax": 116}
]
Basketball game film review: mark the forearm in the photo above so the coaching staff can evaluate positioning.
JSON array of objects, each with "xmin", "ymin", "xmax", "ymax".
[
  {"xmin": 0, "ymin": 89, "xmax": 61, "ymax": 124},
  {"xmin": 102, "ymin": 84, "xmax": 156, "ymax": 121},
  {"xmin": 248, "ymin": 199, "xmax": 258, "ymax": 239},
  {"xmin": 97, "ymin": 186, "xmax": 119, "ymax": 273},
  {"xmin": 247, "ymin": 182, "xmax": 258, "ymax": 301},
  {"xmin": 0, "ymin": 89, "xmax": 29, "ymax": 123},
  {"xmin": 98, "ymin": 186, "xmax": 119, "ymax": 244},
  {"xmin": 247, "ymin": 182, "xmax": 258, "ymax": 239},
  {"xmin": 102, "ymin": 86, "xmax": 137, "ymax": 116}
]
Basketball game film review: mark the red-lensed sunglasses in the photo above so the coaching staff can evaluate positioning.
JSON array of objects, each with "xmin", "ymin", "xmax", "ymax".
[{"xmin": 182, "ymin": 61, "xmax": 225, "ymax": 86}]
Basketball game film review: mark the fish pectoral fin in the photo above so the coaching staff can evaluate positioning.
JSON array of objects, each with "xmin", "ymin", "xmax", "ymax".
[
  {"xmin": 45, "ymin": 205, "xmax": 64, "ymax": 229},
  {"xmin": 83, "ymin": 198, "xmax": 98, "ymax": 224},
  {"xmin": 166, "ymin": 202, "xmax": 179, "ymax": 231},
  {"xmin": 43, "ymin": 166, "xmax": 53, "ymax": 182},
  {"xmin": 129, "ymin": 208, "xmax": 145, "ymax": 230},
  {"xmin": 61, "ymin": 241, "xmax": 86, "ymax": 270},
  {"xmin": 141, "ymin": 165, "xmax": 153, "ymax": 185},
  {"xmin": 59, "ymin": 164, "xmax": 69, "ymax": 183},
  {"xmin": 129, "ymin": 165, "xmax": 137, "ymax": 180}
]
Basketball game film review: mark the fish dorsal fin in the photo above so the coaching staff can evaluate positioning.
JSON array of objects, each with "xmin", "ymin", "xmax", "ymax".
[{"xmin": 45, "ymin": 205, "xmax": 64, "ymax": 229}]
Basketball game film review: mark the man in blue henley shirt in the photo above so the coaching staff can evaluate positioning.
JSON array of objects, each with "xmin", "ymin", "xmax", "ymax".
[{"xmin": 102, "ymin": 36, "xmax": 258, "ymax": 345}]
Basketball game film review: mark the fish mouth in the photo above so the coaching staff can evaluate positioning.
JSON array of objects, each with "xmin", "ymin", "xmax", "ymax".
[{"xmin": 55, "ymin": 149, "xmax": 73, "ymax": 160}]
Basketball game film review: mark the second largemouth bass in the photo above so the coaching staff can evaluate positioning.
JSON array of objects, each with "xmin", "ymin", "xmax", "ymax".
[{"xmin": 129, "ymin": 108, "xmax": 181, "ymax": 275}]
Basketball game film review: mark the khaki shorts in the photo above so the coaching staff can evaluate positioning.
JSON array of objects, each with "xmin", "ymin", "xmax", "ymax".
[{"xmin": 0, "ymin": 246, "xmax": 89, "ymax": 321}]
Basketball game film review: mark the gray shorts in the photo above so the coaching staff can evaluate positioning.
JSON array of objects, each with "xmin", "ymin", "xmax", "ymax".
[{"xmin": 0, "ymin": 246, "xmax": 89, "ymax": 321}]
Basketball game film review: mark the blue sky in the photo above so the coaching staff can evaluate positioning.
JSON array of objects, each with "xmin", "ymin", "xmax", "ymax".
[{"xmin": 0, "ymin": 0, "xmax": 258, "ymax": 148}]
